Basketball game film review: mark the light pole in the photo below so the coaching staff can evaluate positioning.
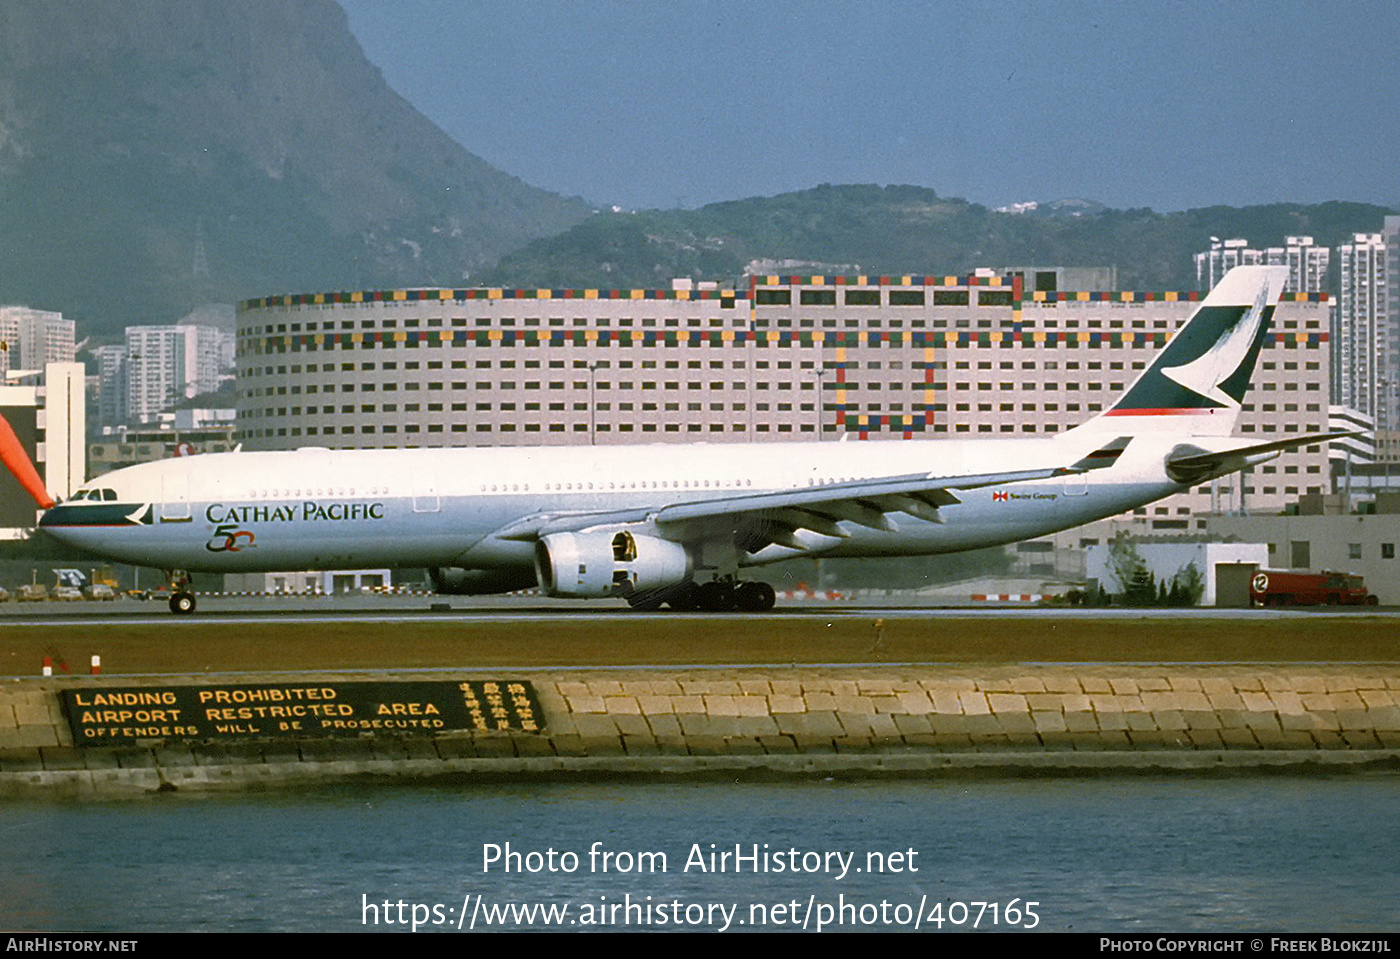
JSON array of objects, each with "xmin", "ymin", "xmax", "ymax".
[{"xmin": 813, "ymin": 367, "xmax": 826, "ymax": 440}]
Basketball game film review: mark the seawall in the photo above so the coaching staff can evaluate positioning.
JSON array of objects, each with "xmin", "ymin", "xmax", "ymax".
[{"xmin": 4, "ymin": 664, "xmax": 1399, "ymax": 796}]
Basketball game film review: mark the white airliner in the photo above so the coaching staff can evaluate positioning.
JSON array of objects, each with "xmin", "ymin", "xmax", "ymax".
[{"xmin": 27, "ymin": 266, "xmax": 1349, "ymax": 614}]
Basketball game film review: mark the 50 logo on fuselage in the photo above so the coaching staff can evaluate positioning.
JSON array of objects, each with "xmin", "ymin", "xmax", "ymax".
[{"xmin": 206, "ymin": 524, "xmax": 255, "ymax": 553}]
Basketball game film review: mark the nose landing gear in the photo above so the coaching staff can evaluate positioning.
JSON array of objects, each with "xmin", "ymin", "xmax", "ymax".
[{"xmin": 166, "ymin": 570, "xmax": 196, "ymax": 615}]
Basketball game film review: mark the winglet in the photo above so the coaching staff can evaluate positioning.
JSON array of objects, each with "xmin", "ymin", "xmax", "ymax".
[{"xmin": 0, "ymin": 413, "xmax": 54, "ymax": 509}]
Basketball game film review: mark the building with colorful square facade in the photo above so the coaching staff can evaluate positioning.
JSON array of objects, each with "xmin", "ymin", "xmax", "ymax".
[{"xmin": 235, "ymin": 274, "xmax": 1333, "ymax": 532}]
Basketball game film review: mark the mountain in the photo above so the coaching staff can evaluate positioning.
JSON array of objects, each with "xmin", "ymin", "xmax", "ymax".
[
  {"xmin": 0, "ymin": 0, "xmax": 591, "ymax": 338},
  {"xmin": 484, "ymin": 185, "xmax": 1395, "ymax": 292}
]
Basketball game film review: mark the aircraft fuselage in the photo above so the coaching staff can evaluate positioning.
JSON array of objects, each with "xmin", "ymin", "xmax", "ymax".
[{"xmin": 39, "ymin": 432, "xmax": 1183, "ymax": 573}]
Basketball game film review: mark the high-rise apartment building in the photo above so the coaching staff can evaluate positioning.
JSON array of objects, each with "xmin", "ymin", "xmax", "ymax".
[
  {"xmin": 1195, "ymin": 238, "xmax": 1262, "ymax": 291},
  {"xmin": 1195, "ymin": 237, "xmax": 1328, "ymax": 294},
  {"xmin": 1280, "ymin": 236, "xmax": 1330, "ymax": 294},
  {"xmin": 0, "ymin": 306, "xmax": 76, "ymax": 377},
  {"xmin": 92, "ymin": 344, "xmax": 129, "ymax": 428},
  {"xmin": 124, "ymin": 325, "xmax": 233, "ymax": 424},
  {"xmin": 1384, "ymin": 216, "xmax": 1400, "ymax": 433},
  {"xmin": 1336, "ymin": 233, "xmax": 1390, "ymax": 429}
]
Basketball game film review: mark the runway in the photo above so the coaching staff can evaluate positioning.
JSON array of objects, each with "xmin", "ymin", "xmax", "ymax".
[
  {"xmin": 3, "ymin": 591, "xmax": 1397, "ymax": 625},
  {"xmin": 0, "ymin": 594, "xmax": 1395, "ymax": 675}
]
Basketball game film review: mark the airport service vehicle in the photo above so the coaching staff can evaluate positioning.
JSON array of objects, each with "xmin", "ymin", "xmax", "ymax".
[
  {"xmin": 1250, "ymin": 570, "xmax": 1378, "ymax": 607},
  {"xmin": 83, "ymin": 583, "xmax": 118, "ymax": 601},
  {"xmin": 87, "ymin": 565, "xmax": 121, "ymax": 597},
  {"xmin": 11, "ymin": 267, "xmax": 1356, "ymax": 615},
  {"xmin": 15, "ymin": 582, "xmax": 47, "ymax": 602},
  {"xmin": 51, "ymin": 568, "xmax": 117, "ymax": 601}
]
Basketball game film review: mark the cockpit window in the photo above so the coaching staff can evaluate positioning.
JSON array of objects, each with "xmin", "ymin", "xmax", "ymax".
[{"xmin": 102, "ymin": 489, "xmax": 117, "ymax": 501}]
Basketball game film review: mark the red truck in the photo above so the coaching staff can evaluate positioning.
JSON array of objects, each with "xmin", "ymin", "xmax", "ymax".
[{"xmin": 1250, "ymin": 570, "xmax": 1379, "ymax": 607}]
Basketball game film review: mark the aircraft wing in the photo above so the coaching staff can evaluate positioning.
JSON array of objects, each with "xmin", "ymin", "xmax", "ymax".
[{"xmin": 492, "ymin": 437, "xmax": 1131, "ymax": 552}]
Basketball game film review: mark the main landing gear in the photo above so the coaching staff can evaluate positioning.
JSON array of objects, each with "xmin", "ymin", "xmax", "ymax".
[
  {"xmin": 627, "ymin": 580, "xmax": 777, "ymax": 613},
  {"xmin": 166, "ymin": 570, "xmax": 196, "ymax": 615}
]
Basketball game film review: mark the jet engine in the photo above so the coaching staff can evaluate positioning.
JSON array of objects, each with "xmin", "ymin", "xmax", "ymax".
[
  {"xmin": 428, "ymin": 566, "xmax": 538, "ymax": 595},
  {"xmin": 534, "ymin": 529, "xmax": 691, "ymax": 599}
]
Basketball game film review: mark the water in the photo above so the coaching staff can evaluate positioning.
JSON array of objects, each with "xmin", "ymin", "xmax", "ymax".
[{"xmin": 2, "ymin": 775, "xmax": 1397, "ymax": 932}]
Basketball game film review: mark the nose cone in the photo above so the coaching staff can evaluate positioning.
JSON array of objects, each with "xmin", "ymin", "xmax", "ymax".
[
  {"xmin": 37, "ymin": 503, "xmax": 69, "ymax": 531},
  {"xmin": 34, "ymin": 503, "xmax": 88, "ymax": 556},
  {"xmin": 36, "ymin": 501, "xmax": 155, "ymax": 565}
]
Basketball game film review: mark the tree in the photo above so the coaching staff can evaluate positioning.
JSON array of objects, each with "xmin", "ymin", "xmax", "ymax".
[
  {"xmin": 1107, "ymin": 534, "xmax": 1157, "ymax": 606},
  {"xmin": 1172, "ymin": 561, "xmax": 1205, "ymax": 607}
]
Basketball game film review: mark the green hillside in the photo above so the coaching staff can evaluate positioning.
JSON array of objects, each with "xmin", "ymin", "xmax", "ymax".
[{"xmin": 484, "ymin": 185, "xmax": 1393, "ymax": 291}]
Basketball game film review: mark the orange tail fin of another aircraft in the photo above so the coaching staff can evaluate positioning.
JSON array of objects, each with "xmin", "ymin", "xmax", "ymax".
[{"xmin": 0, "ymin": 414, "xmax": 54, "ymax": 509}]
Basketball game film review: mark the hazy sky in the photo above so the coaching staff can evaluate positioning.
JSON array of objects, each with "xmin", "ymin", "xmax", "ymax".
[{"xmin": 338, "ymin": 0, "xmax": 1400, "ymax": 213}]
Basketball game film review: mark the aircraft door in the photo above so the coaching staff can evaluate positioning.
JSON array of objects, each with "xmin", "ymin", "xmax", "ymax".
[
  {"xmin": 160, "ymin": 468, "xmax": 192, "ymax": 522},
  {"xmin": 412, "ymin": 470, "xmax": 440, "ymax": 513},
  {"xmin": 1062, "ymin": 472, "xmax": 1088, "ymax": 496}
]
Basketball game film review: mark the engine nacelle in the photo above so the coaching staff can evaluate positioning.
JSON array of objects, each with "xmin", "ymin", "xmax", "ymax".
[
  {"xmin": 534, "ymin": 529, "xmax": 691, "ymax": 599},
  {"xmin": 428, "ymin": 567, "xmax": 538, "ymax": 595}
]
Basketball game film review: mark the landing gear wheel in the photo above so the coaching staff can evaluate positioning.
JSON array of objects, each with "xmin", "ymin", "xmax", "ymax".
[
  {"xmin": 735, "ymin": 581, "xmax": 777, "ymax": 612},
  {"xmin": 664, "ymin": 583, "xmax": 702, "ymax": 611},
  {"xmin": 169, "ymin": 592, "xmax": 196, "ymax": 615},
  {"xmin": 694, "ymin": 581, "xmax": 737, "ymax": 612},
  {"xmin": 626, "ymin": 589, "xmax": 667, "ymax": 611}
]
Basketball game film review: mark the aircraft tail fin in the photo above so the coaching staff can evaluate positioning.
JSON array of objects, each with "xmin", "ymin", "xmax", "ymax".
[
  {"xmin": 1089, "ymin": 265, "xmax": 1290, "ymax": 435},
  {"xmin": 0, "ymin": 412, "xmax": 54, "ymax": 509}
]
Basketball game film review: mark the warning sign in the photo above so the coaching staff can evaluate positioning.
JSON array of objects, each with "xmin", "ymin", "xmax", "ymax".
[{"xmin": 61, "ymin": 680, "xmax": 543, "ymax": 745}]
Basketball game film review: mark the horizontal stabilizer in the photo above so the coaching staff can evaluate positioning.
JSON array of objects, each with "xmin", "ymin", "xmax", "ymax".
[{"xmin": 1166, "ymin": 430, "xmax": 1360, "ymax": 485}]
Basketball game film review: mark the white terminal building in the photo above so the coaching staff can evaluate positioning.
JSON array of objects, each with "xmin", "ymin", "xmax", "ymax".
[
  {"xmin": 0, "ymin": 307, "xmax": 82, "ymax": 533},
  {"xmin": 0, "ymin": 363, "xmax": 85, "ymax": 533},
  {"xmin": 235, "ymin": 272, "xmax": 1334, "ymax": 550}
]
